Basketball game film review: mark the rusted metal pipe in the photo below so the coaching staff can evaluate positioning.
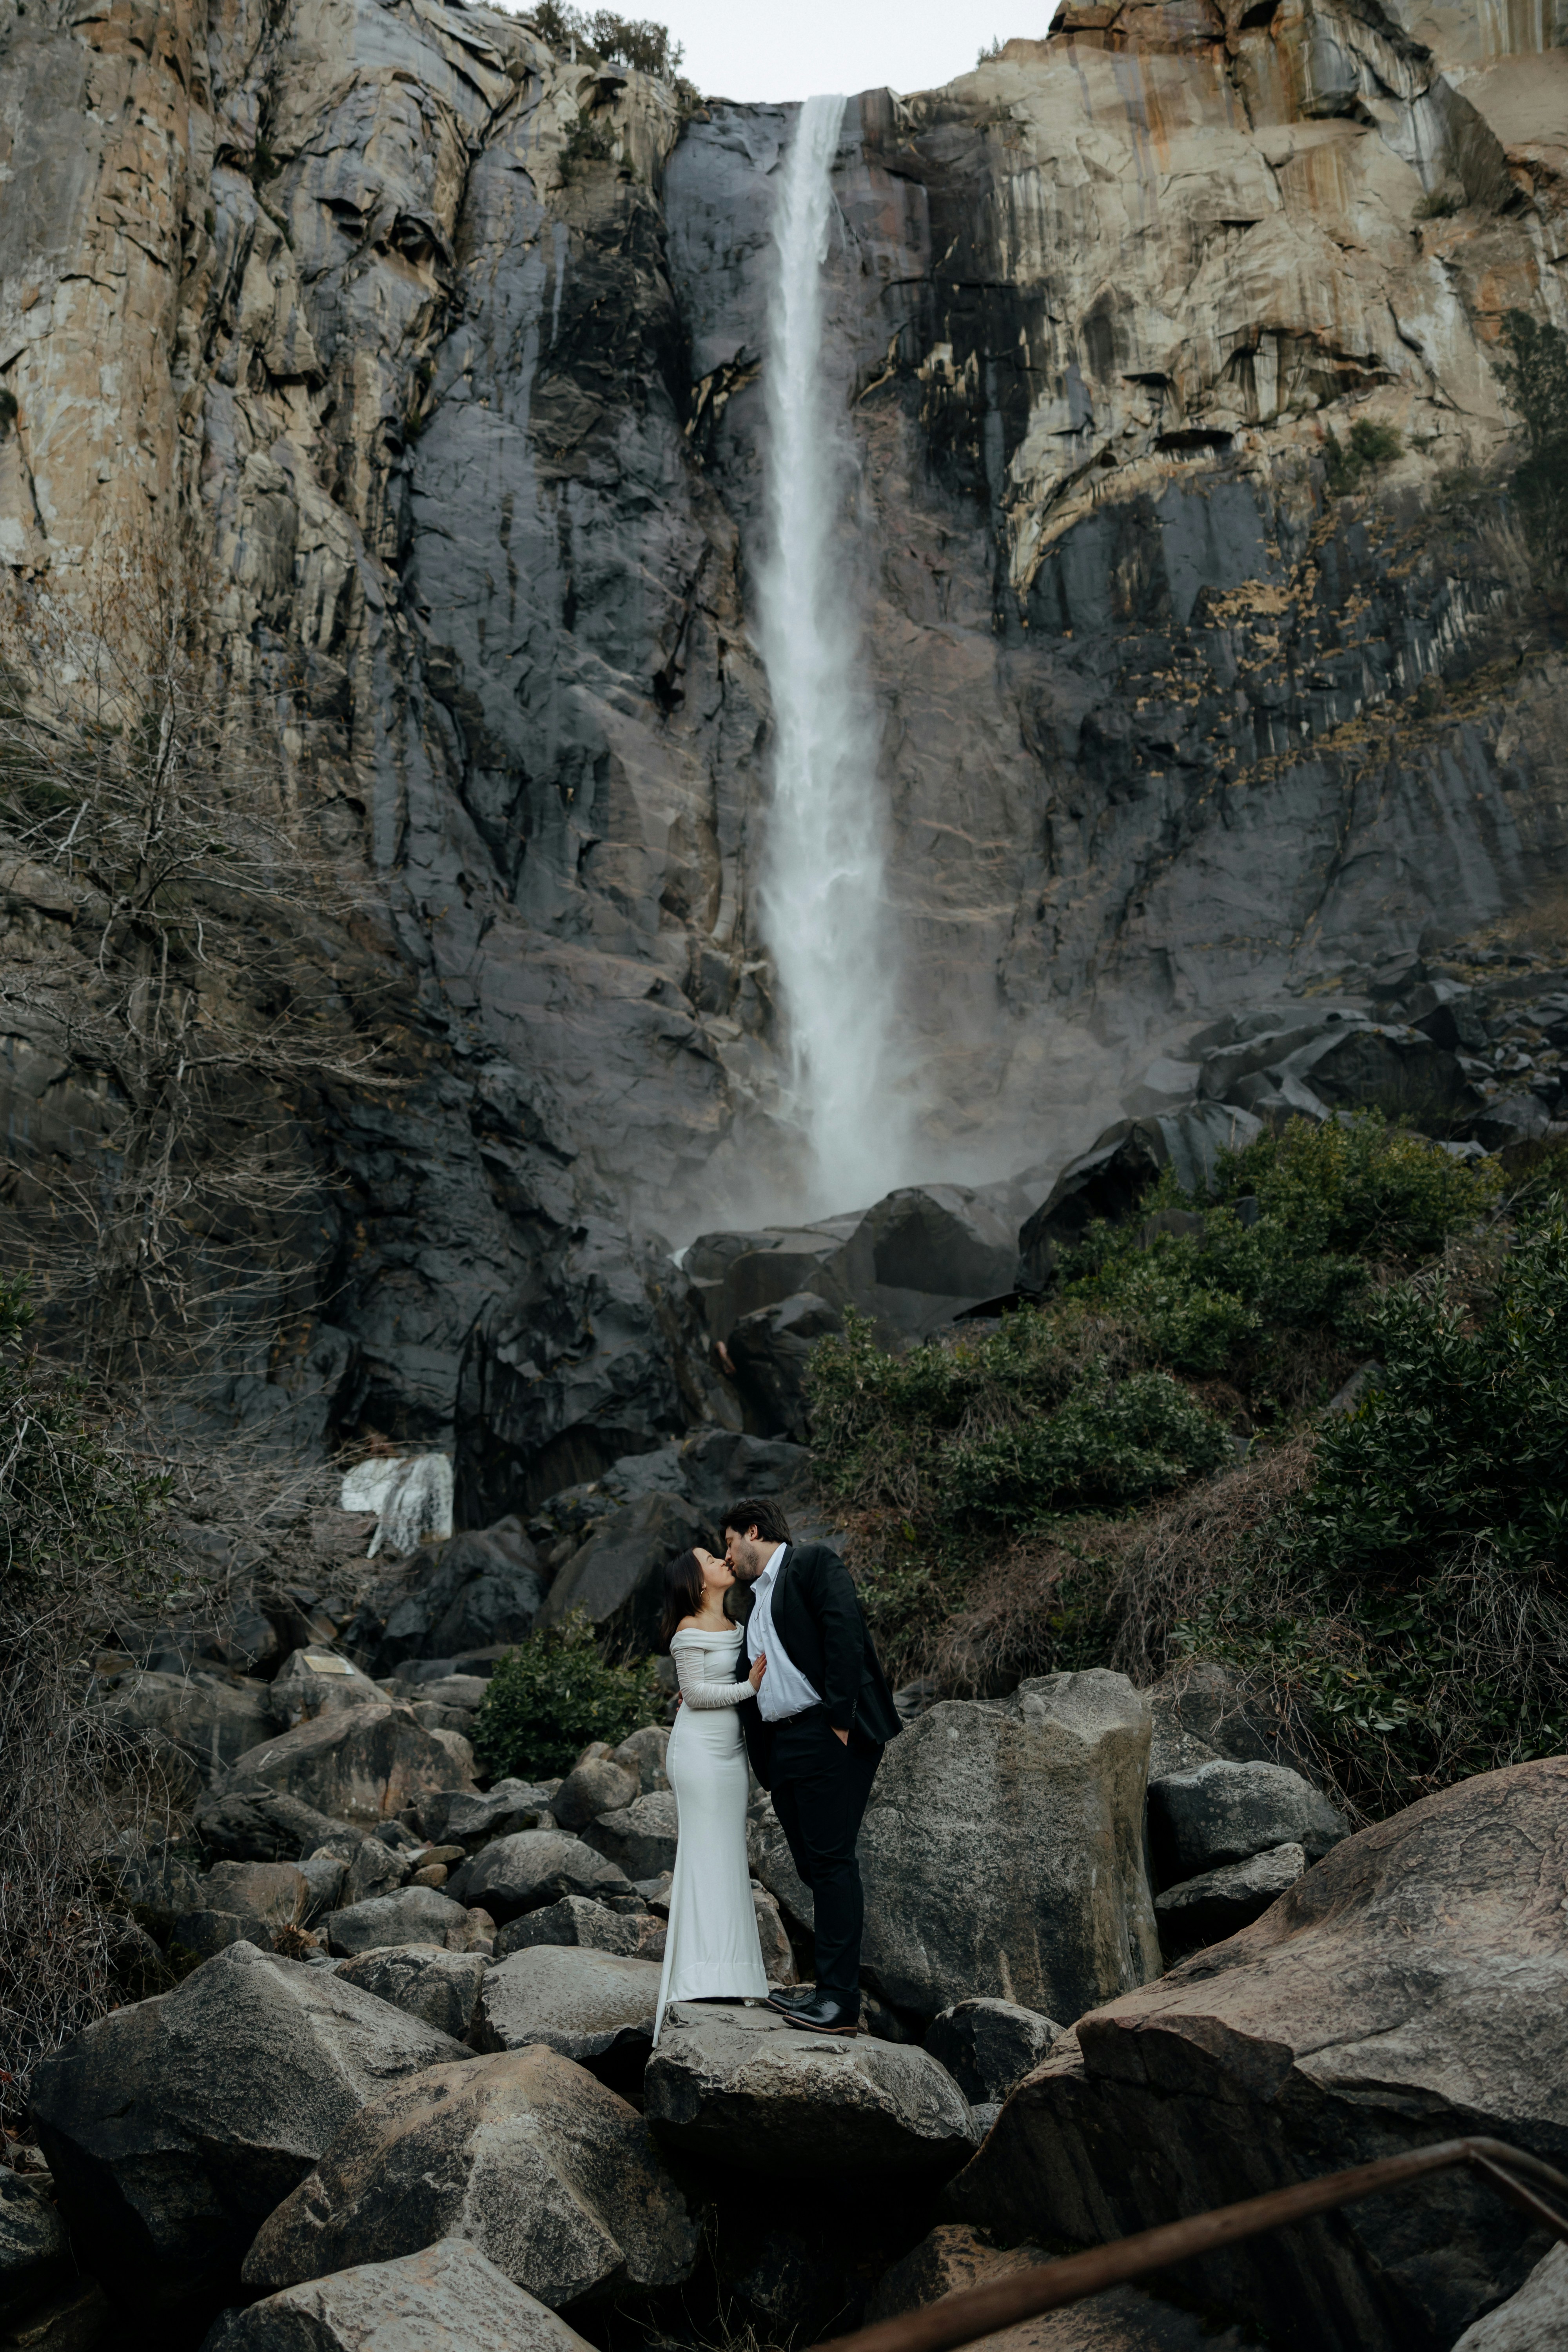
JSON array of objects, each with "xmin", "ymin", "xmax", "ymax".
[{"xmin": 813, "ymin": 2137, "xmax": 1568, "ymax": 2352}]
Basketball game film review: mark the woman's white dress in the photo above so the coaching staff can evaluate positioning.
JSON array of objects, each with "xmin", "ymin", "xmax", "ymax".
[{"xmin": 652, "ymin": 1627, "xmax": 769, "ymax": 2043}]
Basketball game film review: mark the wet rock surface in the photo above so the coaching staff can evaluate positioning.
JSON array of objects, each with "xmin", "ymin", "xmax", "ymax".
[{"xmin": 243, "ymin": 2050, "xmax": 696, "ymax": 2309}]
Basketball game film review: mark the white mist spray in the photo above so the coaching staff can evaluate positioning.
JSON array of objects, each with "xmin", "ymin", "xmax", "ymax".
[{"xmin": 756, "ymin": 93, "xmax": 911, "ymax": 1217}]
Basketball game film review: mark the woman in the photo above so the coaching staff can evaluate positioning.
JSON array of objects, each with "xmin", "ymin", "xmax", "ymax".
[{"xmin": 652, "ymin": 1545, "xmax": 770, "ymax": 2044}]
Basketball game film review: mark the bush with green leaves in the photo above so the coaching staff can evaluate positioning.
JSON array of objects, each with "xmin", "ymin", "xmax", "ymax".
[
  {"xmin": 1324, "ymin": 417, "xmax": 1404, "ymax": 494},
  {"xmin": 473, "ymin": 1611, "xmax": 661, "ymax": 1779}
]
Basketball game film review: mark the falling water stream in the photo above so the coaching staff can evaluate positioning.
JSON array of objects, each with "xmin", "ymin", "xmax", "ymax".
[{"xmin": 757, "ymin": 94, "xmax": 911, "ymax": 1216}]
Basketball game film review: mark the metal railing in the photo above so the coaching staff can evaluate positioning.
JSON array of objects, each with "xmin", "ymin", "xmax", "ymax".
[{"xmin": 815, "ymin": 2138, "xmax": 1568, "ymax": 2352}]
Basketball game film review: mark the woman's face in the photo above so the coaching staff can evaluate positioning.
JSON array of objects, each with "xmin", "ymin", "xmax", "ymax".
[{"xmin": 695, "ymin": 1546, "xmax": 734, "ymax": 1593}]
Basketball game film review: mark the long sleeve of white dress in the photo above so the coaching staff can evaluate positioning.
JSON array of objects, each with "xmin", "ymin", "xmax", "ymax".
[{"xmin": 672, "ymin": 1641, "xmax": 752, "ymax": 1709}]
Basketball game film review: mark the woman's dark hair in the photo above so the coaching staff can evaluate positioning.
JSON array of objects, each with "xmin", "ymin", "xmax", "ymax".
[{"xmin": 658, "ymin": 1549, "xmax": 705, "ymax": 1651}]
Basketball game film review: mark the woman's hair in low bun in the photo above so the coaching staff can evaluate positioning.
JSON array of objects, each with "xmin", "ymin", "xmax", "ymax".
[{"xmin": 658, "ymin": 1549, "xmax": 705, "ymax": 1651}]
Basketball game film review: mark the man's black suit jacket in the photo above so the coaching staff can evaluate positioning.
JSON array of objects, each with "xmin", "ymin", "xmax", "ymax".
[{"xmin": 728, "ymin": 1541, "xmax": 901, "ymax": 1790}]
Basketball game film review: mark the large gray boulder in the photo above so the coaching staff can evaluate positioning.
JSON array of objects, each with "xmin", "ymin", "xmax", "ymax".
[
  {"xmin": 1147, "ymin": 1759, "xmax": 1347, "ymax": 1886},
  {"xmin": 550, "ymin": 1757, "xmax": 638, "ymax": 1832},
  {"xmin": 370, "ymin": 1523, "xmax": 546, "ymax": 1675},
  {"xmin": 840, "ymin": 1675, "xmax": 1161, "ymax": 2020},
  {"xmin": 198, "ymin": 1861, "xmax": 311, "ymax": 1929},
  {"xmin": 448, "ymin": 1830, "xmax": 631, "ymax": 1922},
  {"xmin": 194, "ymin": 1784, "xmax": 362, "ymax": 1866},
  {"xmin": 644, "ymin": 2002, "xmax": 978, "ymax": 2177},
  {"xmin": 417, "ymin": 1780, "xmax": 555, "ymax": 1848},
  {"xmin": 96, "ymin": 1668, "xmax": 274, "ymax": 1779},
  {"xmin": 942, "ymin": 1758, "xmax": 1568, "ymax": 2352},
  {"xmin": 206, "ymin": 1705, "xmax": 473, "ymax": 1826},
  {"xmin": 534, "ymin": 1492, "xmax": 714, "ymax": 1649},
  {"xmin": 321, "ymin": 1885, "xmax": 472, "ymax": 1956},
  {"xmin": 1017, "ymin": 1108, "xmax": 1264, "ymax": 1289},
  {"xmin": 30, "ymin": 1941, "xmax": 471, "ymax": 2319},
  {"xmin": 268, "ymin": 1648, "xmax": 386, "ymax": 1732},
  {"xmin": 1155, "ymin": 1844, "xmax": 1307, "ymax": 1950},
  {"xmin": 243, "ymin": 2050, "xmax": 696, "ymax": 2309},
  {"xmin": 495, "ymin": 1895, "xmax": 647, "ymax": 1961},
  {"xmin": 725, "ymin": 1292, "xmax": 846, "ymax": 1440},
  {"xmin": 332, "ymin": 1945, "xmax": 489, "ymax": 2042},
  {"xmin": 1452, "ymin": 2244, "xmax": 1568, "ymax": 2351},
  {"xmin": 581, "ymin": 1791, "xmax": 679, "ymax": 1880},
  {"xmin": 473, "ymin": 1947, "xmax": 663, "ymax": 2071},
  {"xmin": 610, "ymin": 1725, "xmax": 670, "ymax": 1794},
  {"xmin": 924, "ymin": 1999, "xmax": 1063, "ymax": 2106},
  {"xmin": 207, "ymin": 2237, "xmax": 599, "ymax": 2352}
]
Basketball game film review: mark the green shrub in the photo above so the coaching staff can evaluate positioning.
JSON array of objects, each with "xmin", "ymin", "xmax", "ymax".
[
  {"xmin": 472, "ymin": 1611, "xmax": 660, "ymax": 1779},
  {"xmin": 944, "ymin": 1371, "xmax": 1231, "ymax": 1524},
  {"xmin": 1324, "ymin": 417, "xmax": 1404, "ymax": 495},
  {"xmin": 1414, "ymin": 188, "xmax": 1460, "ymax": 220}
]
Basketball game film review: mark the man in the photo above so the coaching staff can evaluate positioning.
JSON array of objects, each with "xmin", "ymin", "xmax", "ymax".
[{"xmin": 722, "ymin": 1496, "xmax": 901, "ymax": 2035}]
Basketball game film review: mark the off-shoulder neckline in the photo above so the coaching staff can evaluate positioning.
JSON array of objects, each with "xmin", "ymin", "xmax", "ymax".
[{"xmin": 670, "ymin": 1624, "xmax": 743, "ymax": 1643}]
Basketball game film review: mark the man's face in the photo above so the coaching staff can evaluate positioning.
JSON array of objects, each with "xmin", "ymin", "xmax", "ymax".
[{"xmin": 724, "ymin": 1523, "xmax": 769, "ymax": 1581}]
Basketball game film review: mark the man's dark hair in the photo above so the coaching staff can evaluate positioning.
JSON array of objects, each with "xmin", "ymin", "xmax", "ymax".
[{"xmin": 721, "ymin": 1495, "xmax": 791, "ymax": 1545}]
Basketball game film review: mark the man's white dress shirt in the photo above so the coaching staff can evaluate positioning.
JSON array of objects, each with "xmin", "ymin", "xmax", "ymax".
[{"xmin": 745, "ymin": 1544, "xmax": 823, "ymax": 1723}]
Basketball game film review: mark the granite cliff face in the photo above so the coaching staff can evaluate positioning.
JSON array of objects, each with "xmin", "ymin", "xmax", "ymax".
[{"xmin": 1, "ymin": 0, "xmax": 1566, "ymax": 1451}]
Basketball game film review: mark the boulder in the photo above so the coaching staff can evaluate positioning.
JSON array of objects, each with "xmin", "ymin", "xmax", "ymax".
[
  {"xmin": 371, "ymin": 1524, "xmax": 546, "ymax": 1675},
  {"xmin": 828, "ymin": 1675, "xmax": 1160, "ymax": 2021},
  {"xmin": 1155, "ymin": 1844, "xmax": 1307, "ymax": 1949},
  {"xmin": 1145, "ymin": 1661, "xmax": 1318, "ymax": 1781},
  {"xmin": 725, "ymin": 1292, "xmax": 846, "ymax": 1441},
  {"xmin": 534, "ymin": 1493, "xmax": 715, "ymax": 1648},
  {"xmin": 198, "ymin": 1861, "xmax": 311, "ymax": 1929},
  {"xmin": 170, "ymin": 1909, "xmax": 277, "ymax": 1962},
  {"xmin": 495, "ymin": 1895, "xmax": 644, "ymax": 1960},
  {"xmin": 0, "ymin": 2171, "xmax": 70, "ymax": 2329},
  {"xmin": 1, "ymin": 2276, "xmax": 112, "ymax": 2349},
  {"xmin": 645, "ymin": 2002, "xmax": 977, "ymax": 2177},
  {"xmin": 550, "ymin": 1757, "xmax": 639, "ymax": 1833},
  {"xmin": 206, "ymin": 1705, "xmax": 473, "ymax": 1827},
  {"xmin": 752, "ymin": 1881, "xmax": 796, "ymax": 1984},
  {"xmin": 194, "ymin": 1784, "xmax": 361, "ymax": 1866},
  {"xmin": 678, "ymin": 1430, "xmax": 813, "ymax": 1521},
  {"xmin": 207, "ymin": 2237, "xmax": 599, "ymax": 2352},
  {"xmin": 610, "ymin": 1725, "xmax": 670, "ymax": 1794},
  {"xmin": 411, "ymin": 1673, "xmax": 489, "ymax": 1712},
  {"xmin": 581, "ymin": 1791, "xmax": 679, "ymax": 1880},
  {"xmin": 448, "ymin": 1831, "xmax": 631, "ymax": 1923},
  {"xmin": 243, "ymin": 2049, "xmax": 696, "ymax": 2309},
  {"xmin": 1018, "ymin": 1109, "xmax": 1264, "ymax": 1289},
  {"xmin": 30, "ymin": 1940, "xmax": 471, "ymax": 2319},
  {"xmin": 332, "ymin": 1945, "xmax": 488, "ymax": 2041},
  {"xmin": 942, "ymin": 1759, "xmax": 1568, "ymax": 2352},
  {"xmin": 116, "ymin": 1846, "xmax": 205, "ymax": 1940},
  {"xmin": 1147, "ymin": 1760, "xmax": 1347, "ymax": 1887},
  {"xmin": 1452, "ymin": 2243, "xmax": 1568, "ymax": 2351},
  {"xmin": 298, "ymin": 1855, "xmax": 348, "ymax": 1921},
  {"xmin": 924, "ymin": 2000, "xmax": 1063, "ymax": 2106},
  {"xmin": 473, "ymin": 1947, "xmax": 663, "ymax": 2074},
  {"xmin": 417, "ymin": 1780, "xmax": 555, "ymax": 1848},
  {"xmin": 1472, "ymin": 1093, "xmax": 1552, "ymax": 1151},
  {"xmin": 339, "ymin": 1835, "xmax": 412, "ymax": 1907},
  {"xmin": 321, "ymin": 1886, "xmax": 471, "ymax": 1956},
  {"xmin": 96, "ymin": 1669, "xmax": 274, "ymax": 1779},
  {"xmin": 268, "ymin": 1649, "xmax": 385, "ymax": 1732},
  {"xmin": 868, "ymin": 2222, "xmax": 1252, "ymax": 2348}
]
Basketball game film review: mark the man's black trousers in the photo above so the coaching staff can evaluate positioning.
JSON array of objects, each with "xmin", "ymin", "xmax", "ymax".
[{"xmin": 768, "ymin": 1706, "xmax": 882, "ymax": 2000}]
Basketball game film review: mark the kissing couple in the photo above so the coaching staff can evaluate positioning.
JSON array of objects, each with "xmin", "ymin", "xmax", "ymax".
[{"xmin": 650, "ymin": 1496, "xmax": 902, "ymax": 2042}]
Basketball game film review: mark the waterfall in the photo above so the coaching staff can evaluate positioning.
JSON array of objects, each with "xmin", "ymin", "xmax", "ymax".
[{"xmin": 756, "ymin": 93, "xmax": 911, "ymax": 1217}]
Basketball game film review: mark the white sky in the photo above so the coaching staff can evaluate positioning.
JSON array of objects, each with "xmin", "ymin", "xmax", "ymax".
[{"xmin": 650, "ymin": 4, "xmax": 1051, "ymax": 105}]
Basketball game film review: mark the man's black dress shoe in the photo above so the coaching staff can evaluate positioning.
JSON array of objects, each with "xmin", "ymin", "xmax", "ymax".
[
  {"xmin": 765, "ymin": 1985, "xmax": 817, "ymax": 2014},
  {"xmin": 780, "ymin": 1989, "xmax": 860, "ymax": 2035}
]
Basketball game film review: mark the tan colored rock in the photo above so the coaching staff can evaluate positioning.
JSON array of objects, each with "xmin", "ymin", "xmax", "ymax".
[
  {"xmin": 943, "ymin": 1758, "xmax": 1568, "ymax": 2352},
  {"xmin": 869, "ymin": 2224, "xmax": 1252, "ymax": 2350}
]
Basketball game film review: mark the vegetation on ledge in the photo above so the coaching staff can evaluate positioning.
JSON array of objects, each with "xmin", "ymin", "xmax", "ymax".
[{"xmin": 808, "ymin": 1116, "xmax": 1567, "ymax": 1818}]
